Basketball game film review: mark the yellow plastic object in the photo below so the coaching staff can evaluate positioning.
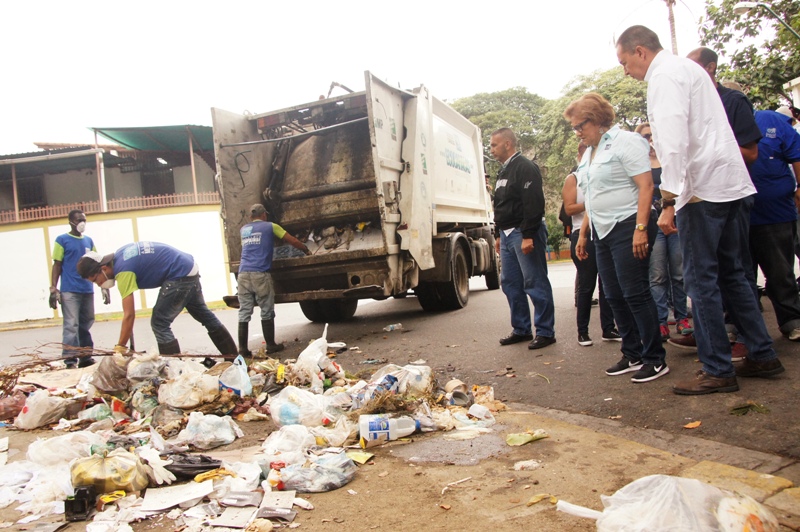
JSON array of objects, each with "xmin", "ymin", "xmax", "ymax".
[
  {"xmin": 98, "ymin": 490, "xmax": 126, "ymax": 504},
  {"xmin": 194, "ymin": 467, "xmax": 237, "ymax": 483},
  {"xmin": 70, "ymin": 449, "xmax": 149, "ymax": 495}
]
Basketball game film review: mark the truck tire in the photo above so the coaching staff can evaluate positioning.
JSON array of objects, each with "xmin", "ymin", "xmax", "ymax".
[
  {"xmin": 437, "ymin": 243, "xmax": 470, "ymax": 310},
  {"xmin": 485, "ymin": 246, "xmax": 501, "ymax": 291},
  {"xmin": 299, "ymin": 301, "xmax": 326, "ymax": 323},
  {"xmin": 415, "ymin": 282, "xmax": 445, "ymax": 311}
]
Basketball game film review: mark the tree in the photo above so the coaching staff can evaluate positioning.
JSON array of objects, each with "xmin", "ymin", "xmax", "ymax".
[
  {"xmin": 700, "ymin": 0, "xmax": 800, "ymax": 108},
  {"xmin": 546, "ymin": 212, "xmax": 567, "ymax": 259},
  {"xmin": 451, "ymin": 87, "xmax": 547, "ymax": 180}
]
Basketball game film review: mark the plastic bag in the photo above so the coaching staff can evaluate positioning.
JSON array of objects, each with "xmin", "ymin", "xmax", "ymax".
[
  {"xmin": 173, "ymin": 412, "xmax": 243, "ymax": 450},
  {"xmin": 78, "ymin": 403, "xmax": 113, "ymax": 421},
  {"xmin": 369, "ymin": 364, "xmax": 433, "ymax": 396},
  {"xmin": 158, "ymin": 372, "xmax": 219, "ymax": 409},
  {"xmin": 70, "ymin": 448, "xmax": 149, "ymax": 494},
  {"xmin": 0, "ymin": 390, "xmax": 28, "ymax": 421},
  {"xmin": 259, "ymin": 425, "xmax": 316, "ymax": 475},
  {"xmin": 219, "ymin": 355, "xmax": 253, "ymax": 397},
  {"xmin": 91, "ymin": 352, "xmax": 131, "ymax": 393},
  {"xmin": 27, "ymin": 431, "xmax": 106, "ymax": 467},
  {"xmin": 267, "ymin": 386, "xmax": 338, "ymax": 427},
  {"xmin": 14, "ymin": 463, "xmax": 73, "ymax": 516},
  {"xmin": 14, "ymin": 390, "xmax": 69, "ymax": 430},
  {"xmin": 130, "ymin": 382, "xmax": 159, "ymax": 417},
  {"xmin": 288, "ymin": 324, "xmax": 344, "ymax": 393},
  {"xmin": 127, "ymin": 350, "xmax": 167, "ymax": 385},
  {"xmin": 310, "ymin": 416, "xmax": 355, "ymax": 447},
  {"xmin": 280, "ymin": 450, "xmax": 357, "ymax": 493},
  {"xmin": 592, "ymin": 475, "xmax": 779, "ymax": 532}
]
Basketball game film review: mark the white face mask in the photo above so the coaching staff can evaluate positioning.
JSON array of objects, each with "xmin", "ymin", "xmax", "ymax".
[
  {"xmin": 76, "ymin": 221, "xmax": 86, "ymax": 234},
  {"xmin": 100, "ymin": 270, "xmax": 115, "ymax": 289}
]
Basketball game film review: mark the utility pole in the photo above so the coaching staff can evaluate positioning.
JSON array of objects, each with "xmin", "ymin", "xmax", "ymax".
[{"xmin": 666, "ymin": 0, "xmax": 679, "ymax": 54}]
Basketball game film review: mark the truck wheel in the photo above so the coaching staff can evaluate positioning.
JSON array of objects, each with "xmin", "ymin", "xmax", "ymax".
[
  {"xmin": 438, "ymin": 244, "xmax": 470, "ymax": 309},
  {"xmin": 319, "ymin": 298, "xmax": 358, "ymax": 322},
  {"xmin": 415, "ymin": 282, "xmax": 444, "ymax": 311},
  {"xmin": 486, "ymin": 246, "xmax": 501, "ymax": 290},
  {"xmin": 299, "ymin": 301, "xmax": 326, "ymax": 323}
]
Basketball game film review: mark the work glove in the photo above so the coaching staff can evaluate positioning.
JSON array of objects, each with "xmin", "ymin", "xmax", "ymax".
[
  {"xmin": 114, "ymin": 344, "xmax": 130, "ymax": 355},
  {"xmin": 303, "ymin": 245, "xmax": 312, "ymax": 256},
  {"xmin": 138, "ymin": 445, "xmax": 176, "ymax": 486},
  {"xmin": 102, "ymin": 288, "xmax": 111, "ymax": 305},
  {"xmin": 48, "ymin": 287, "xmax": 60, "ymax": 309}
]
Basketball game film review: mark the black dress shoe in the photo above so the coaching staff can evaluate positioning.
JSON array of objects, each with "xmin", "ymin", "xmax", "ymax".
[
  {"xmin": 528, "ymin": 335, "xmax": 556, "ymax": 350},
  {"xmin": 499, "ymin": 332, "xmax": 533, "ymax": 345}
]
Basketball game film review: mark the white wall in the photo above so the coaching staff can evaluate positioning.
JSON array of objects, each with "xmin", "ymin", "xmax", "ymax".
[
  {"xmin": 173, "ymin": 155, "xmax": 216, "ymax": 195},
  {"xmin": 105, "ymin": 167, "xmax": 143, "ymax": 200},
  {"xmin": 0, "ymin": 206, "xmax": 231, "ymax": 324}
]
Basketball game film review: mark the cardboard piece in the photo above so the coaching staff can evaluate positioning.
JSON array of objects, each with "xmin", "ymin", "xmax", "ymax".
[
  {"xmin": 140, "ymin": 480, "xmax": 214, "ymax": 512},
  {"xmin": 209, "ymin": 506, "xmax": 256, "ymax": 528}
]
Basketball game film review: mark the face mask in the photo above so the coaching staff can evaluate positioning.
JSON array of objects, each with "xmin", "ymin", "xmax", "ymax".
[
  {"xmin": 75, "ymin": 221, "xmax": 86, "ymax": 234},
  {"xmin": 100, "ymin": 270, "xmax": 115, "ymax": 289}
]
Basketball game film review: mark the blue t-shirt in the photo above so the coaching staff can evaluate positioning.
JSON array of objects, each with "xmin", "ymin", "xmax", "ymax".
[
  {"xmin": 750, "ymin": 111, "xmax": 800, "ymax": 226},
  {"xmin": 113, "ymin": 242, "xmax": 194, "ymax": 299},
  {"xmin": 239, "ymin": 221, "xmax": 286, "ymax": 273},
  {"xmin": 53, "ymin": 233, "xmax": 95, "ymax": 294}
]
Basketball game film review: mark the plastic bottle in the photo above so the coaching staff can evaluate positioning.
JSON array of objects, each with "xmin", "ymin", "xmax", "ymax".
[
  {"xmin": 383, "ymin": 323, "xmax": 402, "ymax": 332},
  {"xmin": 358, "ymin": 414, "xmax": 420, "ymax": 447}
]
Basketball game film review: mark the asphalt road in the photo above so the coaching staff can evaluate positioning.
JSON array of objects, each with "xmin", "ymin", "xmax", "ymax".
[{"xmin": 2, "ymin": 261, "xmax": 798, "ymax": 460}]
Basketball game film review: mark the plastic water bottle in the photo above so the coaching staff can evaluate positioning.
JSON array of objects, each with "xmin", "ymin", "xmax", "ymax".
[
  {"xmin": 359, "ymin": 414, "xmax": 419, "ymax": 447},
  {"xmin": 383, "ymin": 323, "xmax": 402, "ymax": 332}
]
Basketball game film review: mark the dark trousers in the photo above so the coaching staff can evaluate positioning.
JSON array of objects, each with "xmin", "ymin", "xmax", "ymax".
[
  {"xmin": 750, "ymin": 221, "xmax": 800, "ymax": 334},
  {"xmin": 151, "ymin": 275, "xmax": 223, "ymax": 344},
  {"xmin": 594, "ymin": 214, "xmax": 665, "ymax": 366},
  {"xmin": 570, "ymin": 229, "xmax": 615, "ymax": 335}
]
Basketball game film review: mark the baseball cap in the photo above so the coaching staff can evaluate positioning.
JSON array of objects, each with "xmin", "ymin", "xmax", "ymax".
[
  {"xmin": 76, "ymin": 250, "xmax": 114, "ymax": 279},
  {"xmin": 250, "ymin": 204, "xmax": 267, "ymax": 218}
]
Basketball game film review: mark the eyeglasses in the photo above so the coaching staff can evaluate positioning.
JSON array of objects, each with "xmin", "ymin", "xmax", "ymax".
[
  {"xmin": 642, "ymin": 133, "xmax": 652, "ymax": 140},
  {"xmin": 572, "ymin": 118, "xmax": 591, "ymax": 133}
]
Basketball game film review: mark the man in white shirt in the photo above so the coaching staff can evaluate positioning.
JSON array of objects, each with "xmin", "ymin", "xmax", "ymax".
[{"xmin": 615, "ymin": 25, "xmax": 784, "ymax": 395}]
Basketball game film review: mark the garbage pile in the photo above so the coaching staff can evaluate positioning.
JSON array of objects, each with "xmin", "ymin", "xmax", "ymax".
[{"xmin": 0, "ymin": 324, "xmax": 505, "ymax": 530}]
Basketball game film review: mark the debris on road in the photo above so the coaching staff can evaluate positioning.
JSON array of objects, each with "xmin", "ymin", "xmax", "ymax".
[
  {"xmin": 729, "ymin": 401, "xmax": 770, "ymax": 416},
  {"xmin": 506, "ymin": 429, "xmax": 549, "ymax": 447}
]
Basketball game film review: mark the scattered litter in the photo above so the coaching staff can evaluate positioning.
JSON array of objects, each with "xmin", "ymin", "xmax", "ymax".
[
  {"xmin": 683, "ymin": 421, "xmax": 702, "ymax": 429},
  {"xmin": 513, "ymin": 460, "xmax": 542, "ymax": 471},
  {"xmin": 506, "ymin": 429, "xmax": 549, "ymax": 447},
  {"xmin": 730, "ymin": 401, "xmax": 770, "ymax": 416},
  {"xmin": 608, "ymin": 415, "xmax": 622, "ymax": 420},
  {"xmin": 345, "ymin": 451, "xmax": 374, "ymax": 465},
  {"xmin": 383, "ymin": 323, "xmax": 402, "ymax": 332},
  {"xmin": 441, "ymin": 476, "xmax": 471, "ymax": 494},
  {"xmin": 410, "ymin": 359, "xmax": 426, "ymax": 365},
  {"xmin": 527, "ymin": 493, "xmax": 558, "ymax": 506},
  {"xmin": 604, "ymin": 398, "xmax": 613, "ymax": 401},
  {"xmin": 347, "ymin": 489, "xmax": 358, "ymax": 495},
  {"xmin": 141, "ymin": 479, "xmax": 214, "ymax": 512},
  {"xmin": 440, "ymin": 504, "xmax": 451, "ymax": 510},
  {"xmin": 359, "ymin": 358, "xmax": 387, "ymax": 365}
]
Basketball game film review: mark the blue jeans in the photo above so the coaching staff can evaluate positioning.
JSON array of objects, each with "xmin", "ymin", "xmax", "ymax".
[
  {"xmin": 151, "ymin": 275, "xmax": 223, "ymax": 344},
  {"xmin": 749, "ymin": 221, "xmax": 800, "ymax": 334},
  {"xmin": 678, "ymin": 199, "xmax": 776, "ymax": 378},
  {"xmin": 238, "ymin": 271, "xmax": 276, "ymax": 321},
  {"xmin": 61, "ymin": 292, "xmax": 94, "ymax": 357},
  {"xmin": 499, "ymin": 226, "xmax": 555, "ymax": 338},
  {"xmin": 570, "ymin": 229, "xmax": 615, "ymax": 334},
  {"xmin": 594, "ymin": 214, "xmax": 666, "ymax": 366},
  {"xmin": 649, "ymin": 229, "xmax": 688, "ymax": 325}
]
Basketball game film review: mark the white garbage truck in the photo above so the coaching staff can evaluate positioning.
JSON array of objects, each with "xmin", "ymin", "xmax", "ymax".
[{"xmin": 212, "ymin": 71, "xmax": 498, "ymax": 322}]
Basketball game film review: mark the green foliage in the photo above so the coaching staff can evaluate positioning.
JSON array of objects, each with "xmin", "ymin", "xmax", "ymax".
[
  {"xmin": 700, "ymin": 0, "xmax": 800, "ymax": 108},
  {"xmin": 451, "ymin": 87, "xmax": 547, "ymax": 179},
  {"xmin": 545, "ymin": 212, "xmax": 566, "ymax": 257}
]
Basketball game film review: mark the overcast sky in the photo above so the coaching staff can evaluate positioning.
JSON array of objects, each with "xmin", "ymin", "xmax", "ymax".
[{"xmin": 0, "ymin": 0, "xmax": 710, "ymax": 155}]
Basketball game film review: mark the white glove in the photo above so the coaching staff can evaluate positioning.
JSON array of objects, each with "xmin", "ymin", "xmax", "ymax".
[{"xmin": 138, "ymin": 445, "xmax": 176, "ymax": 485}]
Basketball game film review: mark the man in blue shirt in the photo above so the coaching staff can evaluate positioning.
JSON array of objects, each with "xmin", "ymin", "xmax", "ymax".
[
  {"xmin": 237, "ymin": 204, "xmax": 310, "ymax": 356},
  {"xmin": 50, "ymin": 210, "xmax": 109, "ymax": 368},
  {"xmin": 76, "ymin": 241, "xmax": 237, "ymax": 365},
  {"xmin": 748, "ymin": 110, "xmax": 800, "ymax": 340}
]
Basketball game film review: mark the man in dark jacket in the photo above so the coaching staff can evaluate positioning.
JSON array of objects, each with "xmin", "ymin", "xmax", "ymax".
[{"xmin": 491, "ymin": 128, "xmax": 556, "ymax": 349}]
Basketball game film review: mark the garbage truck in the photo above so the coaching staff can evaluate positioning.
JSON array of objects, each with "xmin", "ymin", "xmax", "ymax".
[{"xmin": 211, "ymin": 71, "xmax": 498, "ymax": 323}]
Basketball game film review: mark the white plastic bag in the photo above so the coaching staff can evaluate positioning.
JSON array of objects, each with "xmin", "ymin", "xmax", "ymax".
[
  {"xmin": 14, "ymin": 390, "xmax": 68, "ymax": 430},
  {"xmin": 310, "ymin": 416, "xmax": 355, "ymax": 447},
  {"xmin": 27, "ymin": 431, "xmax": 106, "ymax": 466},
  {"xmin": 267, "ymin": 386, "xmax": 338, "ymax": 427},
  {"xmin": 158, "ymin": 372, "xmax": 219, "ymax": 409},
  {"xmin": 593, "ymin": 475, "xmax": 779, "ymax": 532},
  {"xmin": 369, "ymin": 364, "xmax": 433, "ymax": 396},
  {"xmin": 127, "ymin": 349, "xmax": 167, "ymax": 385},
  {"xmin": 289, "ymin": 324, "xmax": 344, "ymax": 393},
  {"xmin": 281, "ymin": 450, "xmax": 357, "ymax": 493},
  {"xmin": 260, "ymin": 425, "xmax": 316, "ymax": 471},
  {"xmin": 219, "ymin": 355, "xmax": 253, "ymax": 397},
  {"xmin": 172, "ymin": 412, "xmax": 243, "ymax": 450}
]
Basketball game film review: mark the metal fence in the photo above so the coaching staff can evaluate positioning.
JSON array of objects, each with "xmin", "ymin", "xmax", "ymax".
[{"xmin": 0, "ymin": 192, "xmax": 220, "ymax": 224}]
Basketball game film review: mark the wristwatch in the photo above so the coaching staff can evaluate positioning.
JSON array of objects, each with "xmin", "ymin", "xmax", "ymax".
[
  {"xmin": 635, "ymin": 223, "xmax": 647, "ymax": 231},
  {"xmin": 660, "ymin": 198, "xmax": 676, "ymax": 208}
]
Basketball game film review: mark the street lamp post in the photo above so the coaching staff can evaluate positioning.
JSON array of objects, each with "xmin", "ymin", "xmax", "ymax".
[{"xmin": 733, "ymin": 1, "xmax": 800, "ymax": 42}]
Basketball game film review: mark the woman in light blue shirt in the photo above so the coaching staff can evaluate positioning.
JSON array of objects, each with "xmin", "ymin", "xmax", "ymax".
[{"xmin": 564, "ymin": 92, "xmax": 667, "ymax": 384}]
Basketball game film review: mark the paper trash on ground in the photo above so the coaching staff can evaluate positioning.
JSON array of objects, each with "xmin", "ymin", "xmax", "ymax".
[{"xmin": 140, "ymin": 479, "xmax": 214, "ymax": 511}]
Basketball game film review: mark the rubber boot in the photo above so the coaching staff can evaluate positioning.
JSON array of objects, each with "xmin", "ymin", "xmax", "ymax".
[
  {"xmin": 208, "ymin": 325, "xmax": 237, "ymax": 362},
  {"xmin": 261, "ymin": 319, "xmax": 285, "ymax": 354},
  {"xmin": 158, "ymin": 338, "xmax": 181, "ymax": 355},
  {"xmin": 238, "ymin": 322, "xmax": 252, "ymax": 357}
]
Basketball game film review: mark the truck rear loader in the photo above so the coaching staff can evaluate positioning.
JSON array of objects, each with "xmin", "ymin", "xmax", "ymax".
[{"xmin": 212, "ymin": 71, "xmax": 499, "ymax": 323}]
